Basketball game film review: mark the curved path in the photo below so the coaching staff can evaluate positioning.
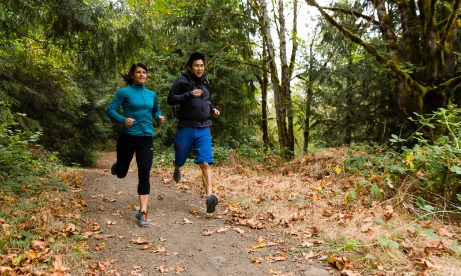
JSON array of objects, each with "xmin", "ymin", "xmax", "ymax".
[{"xmin": 79, "ymin": 153, "xmax": 333, "ymax": 275}]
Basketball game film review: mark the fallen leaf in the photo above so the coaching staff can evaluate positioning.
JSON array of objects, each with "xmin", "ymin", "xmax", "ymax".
[
  {"xmin": 182, "ymin": 218, "xmax": 193, "ymax": 224},
  {"xmin": 140, "ymin": 243, "xmax": 155, "ymax": 250},
  {"xmin": 157, "ymin": 195, "xmax": 164, "ymax": 200},
  {"xmin": 360, "ymin": 224, "xmax": 372, "ymax": 233},
  {"xmin": 95, "ymin": 243, "xmax": 106, "ymax": 251},
  {"xmin": 175, "ymin": 266, "xmax": 187, "ymax": 274},
  {"xmin": 301, "ymin": 241, "xmax": 314, "ymax": 248},
  {"xmin": 202, "ymin": 229, "xmax": 214, "ymax": 236},
  {"xmin": 178, "ymin": 184, "xmax": 191, "ymax": 190},
  {"xmin": 130, "ymin": 237, "xmax": 151, "ymax": 245},
  {"xmin": 265, "ymin": 253, "xmax": 287, "ymax": 262},
  {"xmin": 322, "ymin": 210, "xmax": 332, "ymax": 217},
  {"xmin": 151, "ymin": 245, "xmax": 166, "ymax": 253},
  {"xmin": 76, "ymin": 196, "xmax": 87, "ymax": 207},
  {"xmin": 415, "ymin": 258, "xmax": 437, "ymax": 272},
  {"xmin": 51, "ymin": 255, "xmax": 69, "ymax": 273},
  {"xmin": 93, "ymin": 234, "xmax": 114, "ymax": 240},
  {"xmin": 234, "ymin": 227, "xmax": 245, "ymax": 234},
  {"xmin": 384, "ymin": 205, "xmax": 394, "ymax": 220},
  {"xmin": 437, "ymin": 228, "xmax": 454, "ymax": 238},
  {"xmin": 64, "ymin": 223, "xmax": 77, "ymax": 234},
  {"xmin": 301, "ymin": 251, "xmax": 316, "ymax": 260},
  {"xmin": 328, "ymin": 255, "xmax": 354, "ymax": 271},
  {"xmin": 251, "ymin": 238, "xmax": 266, "ymax": 249},
  {"xmin": 155, "ymin": 265, "xmax": 173, "ymax": 273},
  {"xmin": 251, "ymin": 257, "xmax": 264, "ymax": 263},
  {"xmin": 217, "ymin": 227, "xmax": 230, "ymax": 233},
  {"xmin": 111, "ymin": 209, "xmax": 122, "ymax": 215}
]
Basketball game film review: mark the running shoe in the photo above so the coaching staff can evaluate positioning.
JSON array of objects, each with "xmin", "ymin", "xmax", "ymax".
[{"xmin": 205, "ymin": 194, "xmax": 218, "ymax": 213}]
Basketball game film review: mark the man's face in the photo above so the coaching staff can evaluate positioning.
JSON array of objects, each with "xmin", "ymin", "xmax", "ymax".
[{"xmin": 191, "ymin": 59, "xmax": 204, "ymax": 78}]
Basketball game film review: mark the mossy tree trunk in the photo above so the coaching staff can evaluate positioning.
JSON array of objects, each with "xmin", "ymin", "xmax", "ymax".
[
  {"xmin": 252, "ymin": 0, "xmax": 298, "ymax": 159},
  {"xmin": 307, "ymin": 0, "xmax": 461, "ymax": 127}
]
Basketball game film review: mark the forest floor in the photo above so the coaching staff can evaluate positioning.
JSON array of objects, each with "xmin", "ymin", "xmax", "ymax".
[
  {"xmin": 79, "ymin": 152, "xmax": 335, "ymax": 276},
  {"xmin": 77, "ymin": 150, "xmax": 461, "ymax": 276}
]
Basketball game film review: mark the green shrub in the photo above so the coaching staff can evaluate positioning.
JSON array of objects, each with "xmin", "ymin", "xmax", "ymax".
[
  {"xmin": 344, "ymin": 105, "xmax": 461, "ymax": 207},
  {"xmin": 0, "ymin": 102, "xmax": 62, "ymax": 194}
]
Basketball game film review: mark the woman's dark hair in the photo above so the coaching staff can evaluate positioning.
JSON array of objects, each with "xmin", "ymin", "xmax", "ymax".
[
  {"xmin": 122, "ymin": 62, "xmax": 148, "ymax": 85},
  {"xmin": 186, "ymin": 52, "xmax": 205, "ymax": 68}
]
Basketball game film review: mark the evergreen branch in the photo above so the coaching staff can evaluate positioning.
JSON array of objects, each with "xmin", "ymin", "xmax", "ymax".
[
  {"xmin": 439, "ymin": 0, "xmax": 461, "ymax": 48},
  {"xmin": 322, "ymin": 7, "xmax": 380, "ymax": 25},
  {"xmin": 305, "ymin": 0, "xmax": 428, "ymax": 97},
  {"xmin": 221, "ymin": 59, "xmax": 270, "ymax": 73}
]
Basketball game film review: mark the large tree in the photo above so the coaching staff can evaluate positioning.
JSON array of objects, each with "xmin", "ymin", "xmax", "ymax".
[
  {"xmin": 251, "ymin": 0, "xmax": 300, "ymax": 158},
  {"xmin": 307, "ymin": 0, "xmax": 461, "ymax": 134}
]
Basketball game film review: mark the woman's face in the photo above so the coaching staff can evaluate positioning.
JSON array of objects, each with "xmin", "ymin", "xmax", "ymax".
[{"xmin": 132, "ymin": 66, "xmax": 147, "ymax": 84}]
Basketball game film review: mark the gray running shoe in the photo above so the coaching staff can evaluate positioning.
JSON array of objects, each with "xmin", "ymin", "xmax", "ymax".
[
  {"xmin": 173, "ymin": 169, "xmax": 181, "ymax": 183},
  {"xmin": 205, "ymin": 194, "xmax": 218, "ymax": 213}
]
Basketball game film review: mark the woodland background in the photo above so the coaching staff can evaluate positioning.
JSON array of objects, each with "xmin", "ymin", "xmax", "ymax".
[{"xmin": 1, "ymin": 0, "xmax": 461, "ymax": 275}]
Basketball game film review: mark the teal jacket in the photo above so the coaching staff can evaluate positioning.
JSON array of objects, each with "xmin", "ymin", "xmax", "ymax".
[{"xmin": 106, "ymin": 83, "xmax": 162, "ymax": 136}]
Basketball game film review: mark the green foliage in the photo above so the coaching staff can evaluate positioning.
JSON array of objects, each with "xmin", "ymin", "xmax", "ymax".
[
  {"xmin": 0, "ymin": 102, "xmax": 64, "ymax": 194},
  {"xmin": 390, "ymin": 105, "xmax": 461, "ymax": 200},
  {"xmin": 134, "ymin": 0, "xmax": 259, "ymax": 148},
  {"xmin": 0, "ymin": 0, "xmax": 144, "ymax": 167},
  {"xmin": 343, "ymin": 105, "xmax": 461, "ymax": 209}
]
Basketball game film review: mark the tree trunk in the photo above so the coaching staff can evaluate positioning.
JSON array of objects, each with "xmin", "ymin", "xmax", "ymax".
[
  {"xmin": 307, "ymin": 0, "xmax": 461, "ymax": 133},
  {"xmin": 254, "ymin": 0, "xmax": 298, "ymax": 159},
  {"xmin": 257, "ymin": 40, "xmax": 270, "ymax": 150}
]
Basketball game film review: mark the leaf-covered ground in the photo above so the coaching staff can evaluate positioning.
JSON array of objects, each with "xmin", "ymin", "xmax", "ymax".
[
  {"xmin": 79, "ymin": 152, "xmax": 335, "ymax": 275},
  {"xmin": 2, "ymin": 149, "xmax": 460, "ymax": 275}
]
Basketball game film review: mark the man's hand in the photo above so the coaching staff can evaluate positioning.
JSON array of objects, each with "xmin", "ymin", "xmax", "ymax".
[
  {"xmin": 212, "ymin": 108, "xmax": 220, "ymax": 118},
  {"xmin": 192, "ymin": 89, "xmax": 203, "ymax": 97}
]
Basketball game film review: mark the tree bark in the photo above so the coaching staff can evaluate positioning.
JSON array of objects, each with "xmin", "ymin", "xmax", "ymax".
[
  {"xmin": 307, "ymin": 0, "xmax": 461, "ymax": 126},
  {"xmin": 253, "ymin": 0, "xmax": 298, "ymax": 158}
]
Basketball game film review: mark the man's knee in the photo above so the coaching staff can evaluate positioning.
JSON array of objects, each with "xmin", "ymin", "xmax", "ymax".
[{"xmin": 199, "ymin": 162, "xmax": 210, "ymax": 170}]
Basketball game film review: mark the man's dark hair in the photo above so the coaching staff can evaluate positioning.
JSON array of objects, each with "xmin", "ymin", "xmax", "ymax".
[{"xmin": 186, "ymin": 52, "xmax": 205, "ymax": 68}]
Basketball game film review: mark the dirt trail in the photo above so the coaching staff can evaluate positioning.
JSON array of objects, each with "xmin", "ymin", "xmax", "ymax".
[{"xmin": 79, "ymin": 153, "xmax": 333, "ymax": 275}]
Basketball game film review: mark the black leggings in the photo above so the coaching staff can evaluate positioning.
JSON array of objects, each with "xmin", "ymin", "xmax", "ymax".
[{"xmin": 115, "ymin": 133, "xmax": 153, "ymax": 195}]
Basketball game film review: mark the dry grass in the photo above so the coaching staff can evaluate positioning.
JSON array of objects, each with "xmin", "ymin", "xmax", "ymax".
[
  {"xmin": 0, "ymin": 168, "xmax": 90, "ymax": 275},
  {"xmin": 177, "ymin": 148, "xmax": 461, "ymax": 275}
]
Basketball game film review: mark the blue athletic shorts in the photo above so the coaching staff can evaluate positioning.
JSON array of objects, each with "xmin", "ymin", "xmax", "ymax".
[{"xmin": 174, "ymin": 127, "xmax": 214, "ymax": 166}]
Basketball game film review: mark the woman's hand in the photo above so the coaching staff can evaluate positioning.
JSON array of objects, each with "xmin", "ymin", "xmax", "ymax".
[
  {"xmin": 124, "ymin": 118, "xmax": 135, "ymax": 127},
  {"xmin": 157, "ymin": 115, "xmax": 165, "ymax": 125}
]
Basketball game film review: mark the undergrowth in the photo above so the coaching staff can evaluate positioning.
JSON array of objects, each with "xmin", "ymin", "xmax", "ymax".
[
  {"xmin": 1, "ymin": 102, "xmax": 88, "ymax": 274},
  {"xmin": 343, "ymin": 105, "xmax": 461, "ymax": 211}
]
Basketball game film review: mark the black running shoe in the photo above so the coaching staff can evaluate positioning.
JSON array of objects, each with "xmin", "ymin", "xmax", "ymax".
[
  {"xmin": 111, "ymin": 162, "xmax": 117, "ymax": 175},
  {"xmin": 205, "ymin": 194, "xmax": 218, "ymax": 213},
  {"xmin": 173, "ymin": 169, "xmax": 181, "ymax": 183}
]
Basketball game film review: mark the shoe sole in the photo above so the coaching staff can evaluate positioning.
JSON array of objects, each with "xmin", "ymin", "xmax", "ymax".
[{"xmin": 206, "ymin": 195, "xmax": 218, "ymax": 213}]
